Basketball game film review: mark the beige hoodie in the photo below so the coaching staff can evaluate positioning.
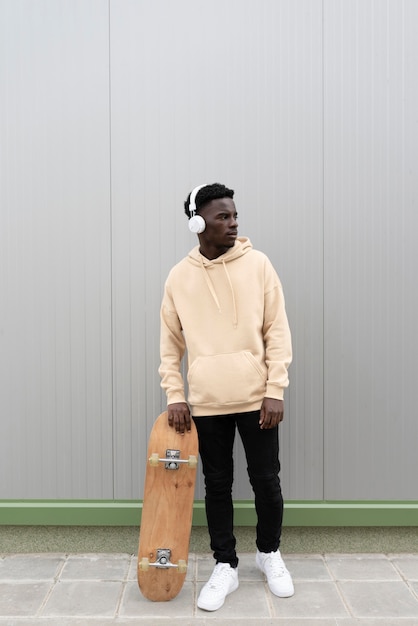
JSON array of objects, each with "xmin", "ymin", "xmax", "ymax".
[{"xmin": 159, "ymin": 237, "xmax": 292, "ymax": 416}]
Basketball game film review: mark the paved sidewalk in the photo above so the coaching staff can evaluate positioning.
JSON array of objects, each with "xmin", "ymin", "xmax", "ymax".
[{"xmin": 0, "ymin": 552, "xmax": 418, "ymax": 624}]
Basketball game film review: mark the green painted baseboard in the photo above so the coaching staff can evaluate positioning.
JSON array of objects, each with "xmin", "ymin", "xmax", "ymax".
[{"xmin": 1, "ymin": 500, "xmax": 417, "ymax": 527}]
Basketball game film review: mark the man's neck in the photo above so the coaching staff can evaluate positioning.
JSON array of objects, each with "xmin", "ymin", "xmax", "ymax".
[{"xmin": 199, "ymin": 245, "xmax": 229, "ymax": 260}]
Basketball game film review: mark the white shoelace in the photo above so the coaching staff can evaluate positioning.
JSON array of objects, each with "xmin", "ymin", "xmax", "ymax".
[
  {"xmin": 264, "ymin": 552, "xmax": 287, "ymax": 578},
  {"xmin": 207, "ymin": 563, "xmax": 233, "ymax": 589}
]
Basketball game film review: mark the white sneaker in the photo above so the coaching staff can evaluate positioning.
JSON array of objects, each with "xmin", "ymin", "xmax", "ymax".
[
  {"xmin": 256, "ymin": 549, "xmax": 294, "ymax": 597},
  {"xmin": 197, "ymin": 562, "xmax": 239, "ymax": 611}
]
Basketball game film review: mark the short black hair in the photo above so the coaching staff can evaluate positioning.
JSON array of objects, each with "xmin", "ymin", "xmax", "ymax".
[{"xmin": 184, "ymin": 183, "xmax": 234, "ymax": 218}]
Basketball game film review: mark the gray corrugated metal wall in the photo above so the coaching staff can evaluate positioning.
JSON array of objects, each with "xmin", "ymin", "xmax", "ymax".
[
  {"xmin": 0, "ymin": 0, "xmax": 114, "ymax": 499},
  {"xmin": 1, "ymin": 0, "xmax": 417, "ymax": 503},
  {"xmin": 323, "ymin": 0, "xmax": 418, "ymax": 499}
]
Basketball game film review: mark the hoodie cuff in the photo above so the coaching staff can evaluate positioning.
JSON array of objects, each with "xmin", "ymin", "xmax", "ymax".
[
  {"xmin": 167, "ymin": 391, "xmax": 187, "ymax": 405},
  {"xmin": 265, "ymin": 384, "xmax": 285, "ymax": 401}
]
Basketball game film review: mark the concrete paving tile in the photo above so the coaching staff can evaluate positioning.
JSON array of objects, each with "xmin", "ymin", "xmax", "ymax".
[
  {"xmin": 0, "ymin": 582, "xmax": 51, "ymax": 616},
  {"xmin": 0, "ymin": 616, "xmax": 208, "ymax": 626},
  {"xmin": 2, "ymin": 552, "xmax": 418, "ymax": 624},
  {"xmin": 116, "ymin": 615, "xmax": 205, "ymax": 626},
  {"xmin": 185, "ymin": 553, "xmax": 197, "ymax": 582},
  {"xmin": 339, "ymin": 580, "xmax": 418, "ymax": 618},
  {"xmin": 126, "ymin": 555, "xmax": 137, "ymax": 580},
  {"xmin": 286, "ymin": 555, "xmax": 331, "ymax": 580},
  {"xmin": 266, "ymin": 622, "xmax": 341, "ymax": 626},
  {"xmin": 0, "ymin": 554, "xmax": 64, "ymax": 580},
  {"xmin": 122, "ymin": 621, "xmax": 204, "ymax": 626},
  {"xmin": 270, "ymin": 581, "xmax": 349, "ymax": 619},
  {"xmin": 326, "ymin": 554, "xmax": 401, "ymax": 580},
  {"xmin": 8, "ymin": 614, "xmax": 416, "ymax": 626},
  {"xmin": 204, "ymin": 617, "xmax": 336, "ymax": 626},
  {"xmin": 0, "ymin": 621, "xmax": 198, "ymax": 625},
  {"xmin": 0, "ymin": 617, "xmax": 125, "ymax": 626},
  {"xmin": 121, "ymin": 621, "xmax": 203, "ymax": 626},
  {"xmin": 196, "ymin": 553, "xmax": 217, "ymax": 581},
  {"xmin": 198, "ymin": 616, "xmax": 336, "ymax": 626},
  {"xmin": 60, "ymin": 554, "xmax": 130, "ymax": 581},
  {"xmin": 391, "ymin": 554, "xmax": 418, "ymax": 580},
  {"xmin": 120, "ymin": 580, "xmax": 194, "ymax": 617},
  {"xmin": 3, "ymin": 620, "xmax": 413, "ymax": 626},
  {"xmin": 336, "ymin": 620, "xmax": 418, "ymax": 626},
  {"xmin": 41, "ymin": 581, "xmax": 123, "ymax": 617}
]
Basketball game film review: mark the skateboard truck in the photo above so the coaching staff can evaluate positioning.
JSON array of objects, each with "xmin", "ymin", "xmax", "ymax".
[
  {"xmin": 139, "ymin": 549, "xmax": 187, "ymax": 574},
  {"xmin": 149, "ymin": 450, "xmax": 198, "ymax": 470}
]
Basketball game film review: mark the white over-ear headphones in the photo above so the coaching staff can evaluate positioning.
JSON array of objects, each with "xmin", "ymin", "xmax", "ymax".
[{"xmin": 188, "ymin": 184, "xmax": 208, "ymax": 233}]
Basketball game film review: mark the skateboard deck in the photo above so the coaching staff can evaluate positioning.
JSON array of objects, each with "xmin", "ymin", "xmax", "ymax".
[{"xmin": 137, "ymin": 411, "xmax": 198, "ymax": 601}]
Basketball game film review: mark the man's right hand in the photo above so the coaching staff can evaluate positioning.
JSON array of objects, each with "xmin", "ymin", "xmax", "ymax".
[{"xmin": 167, "ymin": 402, "xmax": 191, "ymax": 434}]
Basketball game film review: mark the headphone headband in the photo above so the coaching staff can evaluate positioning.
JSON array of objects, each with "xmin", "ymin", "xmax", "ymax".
[{"xmin": 189, "ymin": 184, "xmax": 208, "ymax": 217}]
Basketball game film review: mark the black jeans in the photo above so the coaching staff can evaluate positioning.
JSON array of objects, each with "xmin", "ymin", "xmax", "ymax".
[{"xmin": 193, "ymin": 410, "xmax": 283, "ymax": 568}]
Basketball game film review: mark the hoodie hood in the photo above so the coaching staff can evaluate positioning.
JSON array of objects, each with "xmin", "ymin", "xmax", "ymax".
[{"xmin": 187, "ymin": 237, "xmax": 253, "ymax": 328}]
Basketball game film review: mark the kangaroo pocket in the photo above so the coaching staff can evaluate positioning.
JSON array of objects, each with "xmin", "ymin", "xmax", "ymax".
[{"xmin": 187, "ymin": 351, "xmax": 266, "ymax": 407}]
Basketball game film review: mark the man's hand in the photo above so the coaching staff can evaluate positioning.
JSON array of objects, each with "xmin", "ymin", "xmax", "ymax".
[
  {"xmin": 259, "ymin": 397, "xmax": 284, "ymax": 429},
  {"xmin": 167, "ymin": 402, "xmax": 191, "ymax": 434}
]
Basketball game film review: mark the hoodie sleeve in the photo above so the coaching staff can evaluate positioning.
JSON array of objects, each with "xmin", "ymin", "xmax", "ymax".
[
  {"xmin": 158, "ymin": 280, "xmax": 187, "ymax": 405},
  {"xmin": 263, "ymin": 263, "xmax": 292, "ymax": 400}
]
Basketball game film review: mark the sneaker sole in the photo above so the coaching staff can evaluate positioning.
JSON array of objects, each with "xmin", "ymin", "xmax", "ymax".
[
  {"xmin": 197, "ymin": 579, "xmax": 239, "ymax": 611},
  {"xmin": 256, "ymin": 559, "xmax": 294, "ymax": 598}
]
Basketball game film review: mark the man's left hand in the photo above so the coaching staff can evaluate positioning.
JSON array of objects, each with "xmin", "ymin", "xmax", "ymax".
[{"xmin": 259, "ymin": 397, "xmax": 284, "ymax": 429}]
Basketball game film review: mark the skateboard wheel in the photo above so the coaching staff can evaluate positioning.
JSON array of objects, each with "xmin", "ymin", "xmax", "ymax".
[
  {"xmin": 188, "ymin": 455, "xmax": 197, "ymax": 469},
  {"xmin": 177, "ymin": 559, "xmax": 187, "ymax": 574},
  {"xmin": 139, "ymin": 557, "xmax": 150, "ymax": 571},
  {"xmin": 149, "ymin": 453, "xmax": 159, "ymax": 467}
]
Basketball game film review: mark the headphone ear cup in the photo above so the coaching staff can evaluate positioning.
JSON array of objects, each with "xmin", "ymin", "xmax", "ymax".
[{"xmin": 188, "ymin": 215, "xmax": 206, "ymax": 233}]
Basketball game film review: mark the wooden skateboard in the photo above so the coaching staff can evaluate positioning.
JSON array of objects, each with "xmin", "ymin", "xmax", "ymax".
[{"xmin": 137, "ymin": 411, "xmax": 198, "ymax": 601}]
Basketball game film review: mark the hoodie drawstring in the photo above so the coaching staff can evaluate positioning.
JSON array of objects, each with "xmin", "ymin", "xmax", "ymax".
[
  {"xmin": 222, "ymin": 259, "xmax": 238, "ymax": 328},
  {"xmin": 199, "ymin": 255, "xmax": 238, "ymax": 328},
  {"xmin": 199, "ymin": 255, "xmax": 221, "ymax": 312}
]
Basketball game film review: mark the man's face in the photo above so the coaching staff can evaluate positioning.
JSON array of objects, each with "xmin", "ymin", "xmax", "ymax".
[{"xmin": 198, "ymin": 198, "xmax": 238, "ymax": 255}]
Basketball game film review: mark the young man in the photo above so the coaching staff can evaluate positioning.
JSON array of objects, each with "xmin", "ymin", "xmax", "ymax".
[{"xmin": 159, "ymin": 183, "xmax": 294, "ymax": 611}]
